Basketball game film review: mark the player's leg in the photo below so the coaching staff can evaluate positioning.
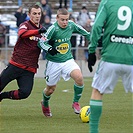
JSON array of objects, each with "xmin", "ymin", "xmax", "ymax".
[
  {"xmin": 0, "ymin": 64, "xmax": 22, "ymax": 101},
  {"xmin": 62, "ymin": 59, "xmax": 84, "ymax": 114},
  {"xmin": 70, "ymin": 69, "xmax": 84, "ymax": 101},
  {"xmin": 42, "ymin": 86, "xmax": 55, "ymax": 107},
  {"xmin": 16, "ymin": 71, "xmax": 34, "ymax": 99},
  {"xmin": 41, "ymin": 85, "xmax": 55, "ymax": 117},
  {"xmin": 0, "ymin": 67, "xmax": 34, "ymax": 101},
  {"xmin": 41, "ymin": 61, "xmax": 61, "ymax": 117},
  {"xmin": 71, "ymin": 69, "xmax": 84, "ymax": 114},
  {"xmin": 121, "ymin": 64, "xmax": 133, "ymax": 93},
  {"xmin": 0, "ymin": 64, "xmax": 16, "ymax": 92},
  {"xmin": 89, "ymin": 89, "xmax": 103, "ymax": 133},
  {"xmin": 89, "ymin": 61, "xmax": 119, "ymax": 133}
]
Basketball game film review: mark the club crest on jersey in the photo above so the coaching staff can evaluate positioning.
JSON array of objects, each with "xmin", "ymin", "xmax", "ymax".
[{"xmin": 57, "ymin": 43, "xmax": 69, "ymax": 54}]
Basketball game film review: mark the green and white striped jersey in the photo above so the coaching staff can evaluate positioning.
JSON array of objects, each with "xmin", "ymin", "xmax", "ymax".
[
  {"xmin": 38, "ymin": 20, "xmax": 90, "ymax": 62},
  {"xmin": 89, "ymin": 0, "xmax": 133, "ymax": 65}
]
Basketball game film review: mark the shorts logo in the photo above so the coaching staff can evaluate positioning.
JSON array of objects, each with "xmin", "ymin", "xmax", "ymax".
[
  {"xmin": 57, "ymin": 43, "xmax": 69, "ymax": 54},
  {"xmin": 45, "ymin": 75, "xmax": 49, "ymax": 82}
]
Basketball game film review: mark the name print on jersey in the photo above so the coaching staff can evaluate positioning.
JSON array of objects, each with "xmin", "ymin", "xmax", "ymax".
[{"xmin": 110, "ymin": 34, "xmax": 133, "ymax": 45}]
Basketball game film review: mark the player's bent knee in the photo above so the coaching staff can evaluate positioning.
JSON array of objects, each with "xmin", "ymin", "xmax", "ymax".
[
  {"xmin": 19, "ymin": 91, "xmax": 31, "ymax": 99},
  {"xmin": 75, "ymin": 76, "xmax": 84, "ymax": 86},
  {"xmin": 48, "ymin": 89, "xmax": 54, "ymax": 95}
]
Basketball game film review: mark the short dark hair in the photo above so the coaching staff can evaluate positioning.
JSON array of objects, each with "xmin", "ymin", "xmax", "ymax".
[
  {"xmin": 28, "ymin": 4, "xmax": 42, "ymax": 13},
  {"xmin": 82, "ymin": 6, "xmax": 87, "ymax": 10}
]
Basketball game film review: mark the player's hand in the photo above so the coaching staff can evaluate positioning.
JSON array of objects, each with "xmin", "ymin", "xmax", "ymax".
[
  {"xmin": 88, "ymin": 53, "xmax": 96, "ymax": 72},
  {"xmin": 48, "ymin": 47, "xmax": 60, "ymax": 56},
  {"xmin": 38, "ymin": 27, "xmax": 47, "ymax": 34}
]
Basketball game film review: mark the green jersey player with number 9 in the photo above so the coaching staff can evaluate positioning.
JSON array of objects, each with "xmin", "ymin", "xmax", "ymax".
[{"xmin": 87, "ymin": 0, "xmax": 133, "ymax": 132}]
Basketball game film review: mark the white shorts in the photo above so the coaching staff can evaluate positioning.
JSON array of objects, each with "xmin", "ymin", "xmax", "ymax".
[
  {"xmin": 45, "ymin": 59, "xmax": 80, "ymax": 86},
  {"xmin": 92, "ymin": 61, "xmax": 133, "ymax": 94}
]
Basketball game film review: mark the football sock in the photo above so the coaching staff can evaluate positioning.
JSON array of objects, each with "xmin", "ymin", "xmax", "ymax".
[
  {"xmin": 0, "ymin": 92, "xmax": 10, "ymax": 100},
  {"xmin": 89, "ymin": 99, "xmax": 102, "ymax": 133},
  {"xmin": 0, "ymin": 90, "xmax": 19, "ymax": 100},
  {"xmin": 42, "ymin": 91, "xmax": 51, "ymax": 107},
  {"xmin": 73, "ymin": 84, "xmax": 84, "ymax": 103}
]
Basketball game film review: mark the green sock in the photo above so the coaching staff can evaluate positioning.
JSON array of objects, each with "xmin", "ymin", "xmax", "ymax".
[
  {"xmin": 42, "ymin": 91, "xmax": 51, "ymax": 107},
  {"xmin": 73, "ymin": 84, "xmax": 84, "ymax": 103},
  {"xmin": 89, "ymin": 99, "xmax": 102, "ymax": 133}
]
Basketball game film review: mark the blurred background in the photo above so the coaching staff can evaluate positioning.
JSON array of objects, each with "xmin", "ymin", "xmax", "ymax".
[{"xmin": 0, "ymin": 0, "xmax": 101, "ymax": 77}]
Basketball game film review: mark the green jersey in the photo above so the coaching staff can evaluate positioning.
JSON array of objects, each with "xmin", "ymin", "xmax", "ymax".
[
  {"xmin": 38, "ymin": 20, "xmax": 90, "ymax": 62},
  {"xmin": 89, "ymin": 0, "xmax": 133, "ymax": 65}
]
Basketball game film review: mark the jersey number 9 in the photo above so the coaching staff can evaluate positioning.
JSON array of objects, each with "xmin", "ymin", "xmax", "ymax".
[{"xmin": 117, "ymin": 6, "xmax": 131, "ymax": 31}]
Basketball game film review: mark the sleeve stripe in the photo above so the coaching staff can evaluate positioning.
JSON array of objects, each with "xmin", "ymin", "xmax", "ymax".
[{"xmin": 39, "ymin": 40, "xmax": 50, "ymax": 51}]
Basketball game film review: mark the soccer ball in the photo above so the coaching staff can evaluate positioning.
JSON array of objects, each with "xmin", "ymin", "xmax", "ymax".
[{"xmin": 79, "ymin": 106, "xmax": 90, "ymax": 123}]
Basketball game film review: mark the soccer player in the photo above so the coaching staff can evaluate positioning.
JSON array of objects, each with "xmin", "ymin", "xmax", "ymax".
[
  {"xmin": 87, "ymin": 0, "xmax": 133, "ymax": 132},
  {"xmin": 0, "ymin": 4, "xmax": 46, "ymax": 101},
  {"xmin": 38, "ymin": 8, "xmax": 90, "ymax": 117}
]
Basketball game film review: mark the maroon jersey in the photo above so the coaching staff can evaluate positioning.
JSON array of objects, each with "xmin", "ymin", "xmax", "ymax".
[{"xmin": 10, "ymin": 20, "xmax": 42, "ymax": 73}]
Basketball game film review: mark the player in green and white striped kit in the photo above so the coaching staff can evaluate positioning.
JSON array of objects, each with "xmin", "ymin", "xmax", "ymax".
[
  {"xmin": 38, "ymin": 8, "xmax": 90, "ymax": 117},
  {"xmin": 87, "ymin": 0, "xmax": 133, "ymax": 132}
]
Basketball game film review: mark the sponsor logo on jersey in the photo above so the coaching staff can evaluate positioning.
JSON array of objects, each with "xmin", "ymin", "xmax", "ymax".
[
  {"xmin": 55, "ymin": 38, "xmax": 70, "ymax": 43},
  {"xmin": 57, "ymin": 43, "xmax": 69, "ymax": 54},
  {"xmin": 110, "ymin": 34, "xmax": 133, "ymax": 45},
  {"xmin": 29, "ymin": 36, "xmax": 40, "ymax": 41},
  {"xmin": 58, "ymin": 39, "xmax": 61, "ymax": 43}
]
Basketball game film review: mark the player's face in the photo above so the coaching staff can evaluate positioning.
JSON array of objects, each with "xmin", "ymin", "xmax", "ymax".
[
  {"xmin": 29, "ymin": 8, "xmax": 42, "ymax": 27},
  {"xmin": 57, "ymin": 14, "xmax": 69, "ymax": 28}
]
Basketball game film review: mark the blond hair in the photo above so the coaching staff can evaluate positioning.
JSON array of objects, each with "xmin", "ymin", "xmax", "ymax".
[{"xmin": 57, "ymin": 8, "xmax": 69, "ymax": 17}]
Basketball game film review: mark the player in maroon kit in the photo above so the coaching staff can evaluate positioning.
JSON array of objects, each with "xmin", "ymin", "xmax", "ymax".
[{"xmin": 0, "ymin": 4, "xmax": 46, "ymax": 101}]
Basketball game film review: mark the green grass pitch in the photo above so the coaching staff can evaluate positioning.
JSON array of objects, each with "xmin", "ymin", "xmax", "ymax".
[{"xmin": 0, "ymin": 77, "xmax": 132, "ymax": 133}]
